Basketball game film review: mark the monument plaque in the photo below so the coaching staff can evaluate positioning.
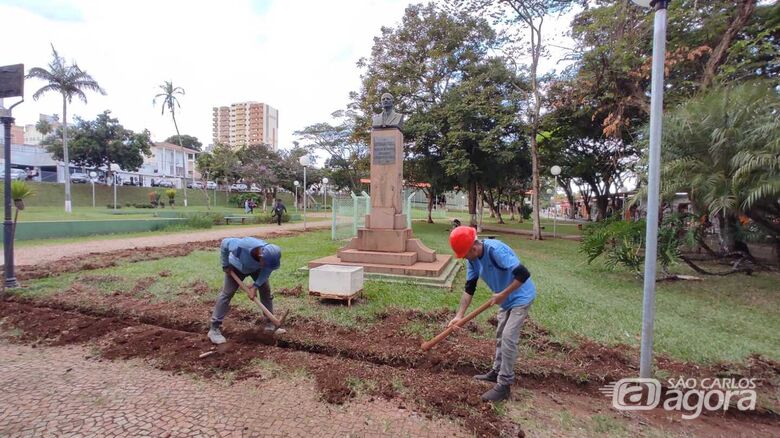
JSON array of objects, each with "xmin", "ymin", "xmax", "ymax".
[{"xmin": 373, "ymin": 137, "xmax": 396, "ymax": 165}]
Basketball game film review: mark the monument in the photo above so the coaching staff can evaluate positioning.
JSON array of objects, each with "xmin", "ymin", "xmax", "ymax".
[{"xmin": 309, "ymin": 94, "xmax": 455, "ymax": 286}]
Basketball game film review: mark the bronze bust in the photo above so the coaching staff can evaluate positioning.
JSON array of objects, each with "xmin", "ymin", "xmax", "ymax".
[{"xmin": 371, "ymin": 93, "xmax": 405, "ymax": 128}]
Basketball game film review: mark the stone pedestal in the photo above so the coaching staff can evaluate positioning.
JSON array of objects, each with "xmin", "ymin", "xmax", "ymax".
[{"xmin": 308, "ymin": 126, "xmax": 451, "ymax": 280}]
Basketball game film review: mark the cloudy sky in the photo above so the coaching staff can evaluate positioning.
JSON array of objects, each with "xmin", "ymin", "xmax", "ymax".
[{"xmin": 1, "ymin": 0, "xmax": 578, "ymax": 151}]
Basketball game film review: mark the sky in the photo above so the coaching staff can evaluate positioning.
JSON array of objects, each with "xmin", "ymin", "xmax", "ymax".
[{"xmin": 1, "ymin": 0, "xmax": 579, "ymax": 152}]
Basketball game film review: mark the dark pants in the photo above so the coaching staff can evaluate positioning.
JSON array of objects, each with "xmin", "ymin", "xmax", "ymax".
[
  {"xmin": 210, "ymin": 271, "xmax": 273, "ymax": 327},
  {"xmin": 275, "ymin": 213, "xmax": 282, "ymax": 225}
]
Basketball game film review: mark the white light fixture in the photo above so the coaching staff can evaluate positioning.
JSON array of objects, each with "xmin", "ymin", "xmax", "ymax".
[
  {"xmin": 294, "ymin": 180, "xmax": 300, "ymax": 187},
  {"xmin": 322, "ymin": 177, "xmax": 329, "ymax": 185},
  {"xmin": 298, "ymin": 155, "xmax": 312, "ymax": 167},
  {"xmin": 631, "ymin": 0, "xmax": 653, "ymax": 7},
  {"xmin": 550, "ymin": 165, "xmax": 561, "ymax": 176}
]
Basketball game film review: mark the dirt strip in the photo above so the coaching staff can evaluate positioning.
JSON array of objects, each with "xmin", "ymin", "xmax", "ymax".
[{"xmin": 2, "ymin": 295, "xmax": 778, "ymax": 437}]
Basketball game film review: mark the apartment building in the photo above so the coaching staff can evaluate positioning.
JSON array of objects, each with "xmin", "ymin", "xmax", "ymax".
[{"xmin": 211, "ymin": 101, "xmax": 278, "ymax": 150}]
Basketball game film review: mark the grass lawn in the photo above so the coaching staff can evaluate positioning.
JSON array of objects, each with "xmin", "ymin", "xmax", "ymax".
[
  {"xmin": 13, "ymin": 206, "xmax": 255, "ymax": 222},
  {"xmin": 18, "ymin": 221, "xmax": 779, "ymax": 365},
  {"xmin": 408, "ymin": 207, "xmax": 583, "ymax": 235}
]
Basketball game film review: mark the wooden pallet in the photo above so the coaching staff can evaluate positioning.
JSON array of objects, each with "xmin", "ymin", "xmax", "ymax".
[{"xmin": 308, "ymin": 289, "xmax": 363, "ymax": 306}]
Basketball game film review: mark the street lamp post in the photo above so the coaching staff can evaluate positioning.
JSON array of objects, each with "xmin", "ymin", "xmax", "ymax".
[
  {"xmin": 294, "ymin": 180, "xmax": 300, "ymax": 211},
  {"xmin": 1, "ymin": 64, "xmax": 24, "ymax": 289},
  {"xmin": 89, "ymin": 171, "xmax": 97, "ymax": 208},
  {"xmin": 113, "ymin": 173, "xmax": 118, "ymax": 213},
  {"xmin": 299, "ymin": 156, "xmax": 312, "ymax": 230},
  {"xmin": 551, "ymin": 165, "xmax": 561, "ymax": 239},
  {"xmin": 322, "ymin": 177, "xmax": 329, "ymax": 209},
  {"xmin": 632, "ymin": 0, "xmax": 669, "ymax": 379}
]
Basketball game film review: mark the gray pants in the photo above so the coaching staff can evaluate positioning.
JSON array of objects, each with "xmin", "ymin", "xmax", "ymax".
[
  {"xmin": 210, "ymin": 271, "xmax": 273, "ymax": 327},
  {"xmin": 492, "ymin": 302, "xmax": 532, "ymax": 386}
]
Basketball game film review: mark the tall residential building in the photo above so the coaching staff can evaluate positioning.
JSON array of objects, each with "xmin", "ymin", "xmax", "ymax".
[
  {"xmin": 24, "ymin": 114, "xmax": 61, "ymax": 145},
  {"xmin": 211, "ymin": 101, "xmax": 278, "ymax": 150}
]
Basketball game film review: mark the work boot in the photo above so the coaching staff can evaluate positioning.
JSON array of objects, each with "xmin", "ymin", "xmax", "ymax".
[
  {"xmin": 474, "ymin": 369, "xmax": 498, "ymax": 383},
  {"xmin": 481, "ymin": 384, "xmax": 511, "ymax": 402},
  {"xmin": 208, "ymin": 325, "xmax": 226, "ymax": 344}
]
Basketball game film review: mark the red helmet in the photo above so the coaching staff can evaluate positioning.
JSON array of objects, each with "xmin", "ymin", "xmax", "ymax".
[{"xmin": 449, "ymin": 226, "xmax": 477, "ymax": 258}]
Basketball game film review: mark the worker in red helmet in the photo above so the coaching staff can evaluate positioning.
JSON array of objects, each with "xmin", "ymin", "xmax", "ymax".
[{"xmin": 447, "ymin": 226, "xmax": 536, "ymax": 402}]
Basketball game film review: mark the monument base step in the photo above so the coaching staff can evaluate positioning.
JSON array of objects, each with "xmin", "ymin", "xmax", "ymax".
[
  {"xmin": 307, "ymin": 254, "xmax": 456, "ymax": 284},
  {"xmin": 338, "ymin": 249, "xmax": 418, "ymax": 266}
]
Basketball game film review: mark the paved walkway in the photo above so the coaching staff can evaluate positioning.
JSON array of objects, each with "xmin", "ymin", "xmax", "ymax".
[
  {"xmin": 0, "ymin": 340, "xmax": 467, "ymax": 437},
  {"xmin": 4, "ymin": 216, "xmax": 332, "ymax": 266}
]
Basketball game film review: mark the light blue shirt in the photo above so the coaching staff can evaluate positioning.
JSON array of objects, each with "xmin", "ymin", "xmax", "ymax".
[
  {"xmin": 466, "ymin": 239, "xmax": 536, "ymax": 310},
  {"xmin": 220, "ymin": 237, "xmax": 276, "ymax": 288}
]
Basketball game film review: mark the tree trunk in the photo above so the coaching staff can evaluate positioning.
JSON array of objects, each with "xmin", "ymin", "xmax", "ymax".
[
  {"xmin": 701, "ymin": 0, "xmax": 756, "ymax": 89},
  {"xmin": 483, "ymin": 188, "xmax": 504, "ymax": 224},
  {"xmin": 426, "ymin": 190, "xmax": 434, "ymax": 224},
  {"xmin": 62, "ymin": 95, "xmax": 72, "ymax": 213},
  {"xmin": 468, "ymin": 180, "xmax": 477, "ymax": 226}
]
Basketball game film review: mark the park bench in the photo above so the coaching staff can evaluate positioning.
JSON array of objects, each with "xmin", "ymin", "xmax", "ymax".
[{"xmin": 224, "ymin": 216, "xmax": 250, "ymax": 224}]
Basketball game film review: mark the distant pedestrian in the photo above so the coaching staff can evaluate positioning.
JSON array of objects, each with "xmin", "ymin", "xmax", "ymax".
[
  {"xmin": 244, "ymin": 199, "xmax": 251, "ymax": 214},
  {"xmin": 272, "ymin": 199, "xmax": 287, "ymax": 226}
]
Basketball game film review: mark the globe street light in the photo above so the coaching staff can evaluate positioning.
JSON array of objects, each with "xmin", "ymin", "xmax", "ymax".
[
  {"xmin": 89, "ymin": 171, "xmax": 98, "ymax": 208},
  {"xmin": 550, "ymin": 165, "xmax": 562, "ymax": 240},
  {"xmin": 322, "ymin": 177, "xmax": 329, "ymax": 209},
  {"xmin": 632, "ymin": 0, "xmax": 669, "ymax": 379},
  {"xmin": 299, "ymin": 155, "xmax": 313, "ymax": 230},
  {"xmin": 293, "ymin": 180, "xmax": 300, "ymax": 211}
]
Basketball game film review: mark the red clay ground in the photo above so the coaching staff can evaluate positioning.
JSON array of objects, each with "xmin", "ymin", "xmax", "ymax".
[{"xmin": 2, "ymin": 293, "xmax": 778, "ymax": 437}]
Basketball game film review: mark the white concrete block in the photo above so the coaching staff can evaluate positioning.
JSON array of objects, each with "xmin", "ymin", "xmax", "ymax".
[{"xmin": 309, "ymin": 265, "xmax": 364, "ymax": 295}]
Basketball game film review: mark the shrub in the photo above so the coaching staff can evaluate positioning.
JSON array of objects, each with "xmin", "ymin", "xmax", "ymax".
[
  {"xmin": 165, "ymin": 189, "xmax": 176, "ymax": 206},
  {"xmin": 106, "ymin": 204, "xmax": 122, "ymax": 209},
  {"xmin": 256, "ymin": 212, "xmax": 290, "ymax": 224},
  {"xmin": 134, "ymin": 203, "xmax": 155, "ymax": 208},
  {"xmin": 184, "ymin": 213, "xmax": 215, "ymax": 229},
  {"xmin": 579, "ymin": 214, "xmax": 687, "ymax": 276}
]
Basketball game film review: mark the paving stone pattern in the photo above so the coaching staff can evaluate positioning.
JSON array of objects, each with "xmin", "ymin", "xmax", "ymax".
[{"xmin": 0, "ymin": 341, "xmax": 467, "ymax": 437}]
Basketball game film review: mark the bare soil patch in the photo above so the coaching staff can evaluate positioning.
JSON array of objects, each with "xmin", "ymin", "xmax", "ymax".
[{"xmin": 1, "ymin": 296, "xmax": 778, "ymax": 437}]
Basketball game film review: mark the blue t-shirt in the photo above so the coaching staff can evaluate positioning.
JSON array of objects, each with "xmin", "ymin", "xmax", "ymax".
[
  {"xmin": 220, "ymin": 237, "xmax": 276, "ymax": 288},
  {"xmin": 466, "ymin": 239, "xmax": 536, "ymax": 310}
]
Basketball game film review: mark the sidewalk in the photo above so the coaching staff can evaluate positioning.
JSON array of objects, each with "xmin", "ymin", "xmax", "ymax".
[
  {"xmin": 3, "ymin": 217, "xmax": 332, "ymax": 266},
  {"xmin": 0, "ymin": 340, "xmax": 466, "ymax": 437}
]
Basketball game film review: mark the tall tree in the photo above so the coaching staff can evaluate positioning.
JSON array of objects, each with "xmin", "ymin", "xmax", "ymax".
[
  {"xmin": 354, "ymin": 3, "xmax": 498, "ymax": 223},
  {"xmin": 154, "ymin": 81, "xmax": 189, "ymax": 206},
  {"xmin": 294, "ymin": 110, "xmax": 367, "ymax": 192},
  {"xmin": 452, "ymin": 0, "xmax": 585, "ymax": 238},
  {"xmin": 43, "ymin": 111, "xmax": 152, "ymax": 178},
  {"xmin": 165, "ymin": 134, "xmax": 202, "ymax": 151},
  {"xmin": 27, "ymin": 44, "xmax": 106, "ymax": 213}
]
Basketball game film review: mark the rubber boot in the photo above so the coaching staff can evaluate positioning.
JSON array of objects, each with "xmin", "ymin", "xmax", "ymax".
[
  {"xmin": 474, "ymin": 369, "xmax": 498, "ymax": 383},
  {"xmin": 481, "ymin": 384, "xmax": 511, "ymax": 402},
  {"xmin": 208, "ymin": 324, "xmax": 227, "ymax": 344}
]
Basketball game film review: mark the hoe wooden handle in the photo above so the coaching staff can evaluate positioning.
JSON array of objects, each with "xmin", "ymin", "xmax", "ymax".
[
  {"xmin": 228, "ymin": 270, "xmax": 283, "ymax": 327},
  {"xmin": 421, "ymin": 299, "xmax": 493, "ymax": 351}
]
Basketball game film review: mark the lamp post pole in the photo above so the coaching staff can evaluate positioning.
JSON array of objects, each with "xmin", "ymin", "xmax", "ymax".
[
  {"xmin": 634, "ymin": 0, "xmax": 669, "ymax": 379},
  {"xmin": 299, "ymin": 155, "xmax": 312, "ymax": 231},
  {"xmin": 294, "ymin": 180, "xmax": 300, "ymax": 211},
  {"xmin": 1, "ymin": 63, "xmax": 24, "ymax": 289},
  {"xmin": 89, "ymin": 171, "xmax": 97, "ymax": 208},
  {"xmin": 550, "ymin": 165, "xmax": 562, "ymax": 240},
  {"xmin": 322, "ymin": 177, "xmax": 329, "ymax": 210}
]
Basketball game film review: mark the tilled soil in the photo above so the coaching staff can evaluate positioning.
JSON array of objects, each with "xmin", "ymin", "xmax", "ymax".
[{"xmin": 2, "ymin": 294, "xmax": 779, "ymax": 437}]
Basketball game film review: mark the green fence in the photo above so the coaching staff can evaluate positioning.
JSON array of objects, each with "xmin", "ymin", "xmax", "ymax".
[{"xmin": 331, "ymin": 193, "xmax": 370, "ymax": 240}]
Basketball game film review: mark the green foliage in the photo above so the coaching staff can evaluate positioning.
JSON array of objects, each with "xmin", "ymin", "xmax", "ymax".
[
  {"xmin": 257, "ymin": 212, "xmax": 290, "ymax": 224},
  {"xmin": 11, "ymin": 181, "xmax": 34, "ymax": 201},
  {"xmin": 228, "ymin": 193, "xmax": 260, "ymax": 207},
  {"xmin": 165, "ymin": 134, "xmax": 201, "ymax": 151},
  {"xmin": 106, "ymin": 204, "xmax": 122, "ymax": 209},
  {"xmin": 165, "ymin": 189, "xmax": 176, "ymax": 201},
  {"xmin": 580, "ymin": 216, "xmax": 686, "ymax": 276},
  {"xmin": 182, "ymin": 213, "xmax": 214, "ymax": 229},
  {"xmin": 43, "ymin": 111, "xmax": 153, "ymax": 172}
]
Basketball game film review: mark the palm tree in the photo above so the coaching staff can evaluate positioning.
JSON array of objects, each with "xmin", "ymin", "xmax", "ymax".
[
  {"xmin": 154, "ymin": 81, "xmax": 188, "ymax": 207},
  {"xmin": 27, "ymin": 45, "xmax": 105, "ymax": 213}
]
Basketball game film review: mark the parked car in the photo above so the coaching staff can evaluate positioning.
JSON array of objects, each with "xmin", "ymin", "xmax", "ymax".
[
  {"xmin": 70, "ymin": 172, "xmax": 90, "ymax": 183},
  {"xmin": 0, "ymin": 168, "xmax": 28, "ymax": 181},
  {"xmin": 157, "ymin": 179, "xmax": 175, "ymax": 188},
  {"xmin": 230, "ymin": 183, "xmax": 248, "ymax": 191},
  {"xmin": 249, "ymin": 184, "xmax": 262, "ymax": 192},
  {"xmin": 187, "ymin": 181, "xmax": 204, "ymax": 189},
  {"xmin": 206, "ymin": 181, "xmax": 217, "ymax": 190}
]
